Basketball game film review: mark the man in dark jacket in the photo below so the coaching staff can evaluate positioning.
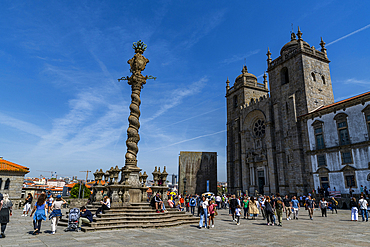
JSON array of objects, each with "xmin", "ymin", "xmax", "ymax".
[
  {"xmin": 229, "ymin": 195, "xmax": 238, "ymax": 222},
  {"xmin": 78, "ymin": 206, "xmax": 93, "ymax": 229}
]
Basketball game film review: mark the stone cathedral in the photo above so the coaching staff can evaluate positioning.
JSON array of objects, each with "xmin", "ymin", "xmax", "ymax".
[{"xmin": 226, "ymin": 28, "xmax": 334, "ymax": 196}]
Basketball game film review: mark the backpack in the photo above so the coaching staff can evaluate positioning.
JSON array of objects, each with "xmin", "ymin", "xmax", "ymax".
[
  {"xmin": 276, "ymin": 197, "xmax": 283, "ymax": 210},
  {"xmin": 190, "ymin": 198, "xmax": 196, "ymax": 204}
]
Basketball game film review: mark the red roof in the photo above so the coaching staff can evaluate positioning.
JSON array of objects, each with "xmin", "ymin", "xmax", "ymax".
[
  {"xmin": 65, "ymin": 182, "xmax": 91, "ymax": 189},
  {"xmin": 0, "ymin": 158, "xmax": 29, "ymax": 173}
]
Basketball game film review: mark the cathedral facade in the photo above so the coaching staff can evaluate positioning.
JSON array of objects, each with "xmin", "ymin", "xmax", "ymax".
[{"xmin": 226, "ymin": 28, "xmax": 335, "ymax": 196}]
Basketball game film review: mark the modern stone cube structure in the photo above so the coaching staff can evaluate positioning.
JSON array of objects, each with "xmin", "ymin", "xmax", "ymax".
[{"xmin": 178, "ymin": 151, "xmax": 217, "ymax": 195}]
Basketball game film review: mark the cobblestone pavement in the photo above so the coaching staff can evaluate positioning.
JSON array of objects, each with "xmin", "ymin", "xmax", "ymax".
[{"xmin": 1, "ymin": 208, "xmax": 369, "ymax": 246}]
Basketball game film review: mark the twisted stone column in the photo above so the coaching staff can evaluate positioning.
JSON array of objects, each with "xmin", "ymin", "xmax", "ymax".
[{"xmin": 124, "ymin": 40, "xmax": 149, "ymax": 170}]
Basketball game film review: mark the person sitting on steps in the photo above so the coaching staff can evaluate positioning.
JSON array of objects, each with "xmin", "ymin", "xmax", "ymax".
[
  {"xmin": 78, "ymin": 206, "xmax": 93, "ymax": 230},
  {"xmin": 154, "ymin": 193, "xmax": 163, "ymax": 213},
  {"xmin": 94, "ymin": 195, "xmax": 110, "ymax": 217}
]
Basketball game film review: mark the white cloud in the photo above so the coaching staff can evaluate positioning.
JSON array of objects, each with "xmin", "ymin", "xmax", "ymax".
[
  {"xmin": 222, "ymin": 49, "xmax": 260, "ymax": 64},
  {"xmin": 327, "ymin": 23, "xmax": 370, "ymax": 46},
  {"xmin": 142, "ymin": 77, "xmax": 207, "ymax": 123},
  {"xmin": 148, "ymin": 129, "xmax": 226, "ymax": 152},
  {"xmin": 0, "ymin": 112, "xmax": 47, "ymax": 137}
]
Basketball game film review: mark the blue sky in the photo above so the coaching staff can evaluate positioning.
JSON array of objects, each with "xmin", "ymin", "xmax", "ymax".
[{"xmin": 1, "ymin": 1, "xmax": 370, "ymax": 181}]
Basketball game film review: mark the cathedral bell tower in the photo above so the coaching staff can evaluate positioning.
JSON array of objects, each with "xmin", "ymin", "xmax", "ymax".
[
  {"xmin": 225, "ymin": 65, "xmax": 269, "ymax": 194},
  {"xmin": 267, "ymin": 27, "xmax": 334, "ymax": 117},
  {"xmin": 265, "ymin": 27, "xmax": 334, "ymax": 195}
]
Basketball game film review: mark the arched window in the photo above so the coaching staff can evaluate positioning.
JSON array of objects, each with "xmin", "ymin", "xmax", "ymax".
[
  {"xmin": 281, "ymin": 67, "xmax": 289, "ymax": 85},
  {"xmin": 311, "ymin": 72, "xmax": 316, "ymax": 81},
  {"xmin": 4, "ymin": 178, "xmax": 10, "ymax": 190},
  {"xmin": 322, "ymin": 75, "xmax": 326, "ymax": 84}
]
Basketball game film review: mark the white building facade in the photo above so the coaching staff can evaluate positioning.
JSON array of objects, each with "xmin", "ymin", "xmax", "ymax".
[{"xmin": 302, "ymin": 92, "xmax": 370, "ymax": 195}]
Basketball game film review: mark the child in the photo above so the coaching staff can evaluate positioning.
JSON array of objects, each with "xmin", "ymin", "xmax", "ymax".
[
  {"xmin": 47, "ymin": 194, "xmax": 54, "ymax": 214},
  {"xmin": 208, "ymin": 200, "xmax": 217, "ymax": 228},
  {"xmin": 235, "ymin": 205, "xmax": 241, "ymax": 225}
]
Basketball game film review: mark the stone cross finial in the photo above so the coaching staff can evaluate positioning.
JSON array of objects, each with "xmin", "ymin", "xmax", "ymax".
[
  {"xmin": 291, "ymin": 32, "xmax": 296, "ymax": 41},
  {"xmin": 263, "ymin": 72, "xmax": 268, "ymax": 90},
  {"xmin": 297, "ymin": 26, "xmax": 303, "ymax": 41},
  {"xmin": 320, "ymin": 37, "xmax": 326, "ymax": 50},
  {"xmin": 320, "ymin": 37, "xmax": 327, "ymax": 58},
  {"xmin": 266, "ymin": 47, "xmax": 272, "ymax": 66},
  {"xmin": 242, "ymin": 65, "xmax": 248, "ymax": 74}
]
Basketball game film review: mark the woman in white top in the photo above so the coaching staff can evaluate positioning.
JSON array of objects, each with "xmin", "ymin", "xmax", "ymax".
[
  {"xmin": 95, "ymin": 196, "xmax": 110, "ymax": 216},
  {"xmin": 319, "ymin": 197, "xmax": 328, "ymax": 217},
  {"xmin": 49, "ymin": 195, "xmax": 66, "ymax": 234}
]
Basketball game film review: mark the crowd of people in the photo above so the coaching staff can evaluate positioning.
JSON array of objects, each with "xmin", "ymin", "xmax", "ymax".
[
  {"xmin": 0, "ymin": 188, "xmax": 369, "ymax": 237},
  {"xmin": 165, "ymin": 191, "xmax": 369, "ymax": 229}
]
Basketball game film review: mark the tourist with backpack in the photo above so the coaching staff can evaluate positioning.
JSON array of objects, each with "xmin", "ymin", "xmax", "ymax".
[
  {"xmin": 264, "ymin": 196, "xmax": 274, "ymax": 226},
  {"xmin": 189, "ymin": 196, "xmax": 196, "ymax": 215},
  {"xmin": 185, "ymin": 195, "xmax": 190, "ymax": 212},
  {"xmin": 275, "ymin": 193, "xmax": 284, "ymax": 226},
  {"xmin": 306, "ymin": 195, "xmax": 315, "ymax": 220},
  {"xmin": 330, "ymin": 197, "xmax": 338, "ymax": 214}
]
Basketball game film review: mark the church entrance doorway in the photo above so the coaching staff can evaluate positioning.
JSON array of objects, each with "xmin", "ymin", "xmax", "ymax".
[{"xmin": 257, "ymin": 170, "xmax": 265, "ymax": 194}]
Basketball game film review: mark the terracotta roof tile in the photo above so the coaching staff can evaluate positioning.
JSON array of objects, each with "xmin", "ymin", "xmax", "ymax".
[{"xmin": 0, "ymin": 158, "xmax": 29, "ymax": 173}]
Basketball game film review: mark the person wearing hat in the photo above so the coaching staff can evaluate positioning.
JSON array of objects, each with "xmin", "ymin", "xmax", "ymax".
[
  {"xmin": 0, "ymin": 193, "xmax": 13, "ymax": 238},
  {"xmin": 49, "ymin": 195, "xmax": 66, "ymax": 234}
]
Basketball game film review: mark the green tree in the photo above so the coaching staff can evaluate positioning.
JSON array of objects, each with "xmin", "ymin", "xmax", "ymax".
[{"xmin": 70, "ymin": 183, "xmax": 91, "ymax": 198}]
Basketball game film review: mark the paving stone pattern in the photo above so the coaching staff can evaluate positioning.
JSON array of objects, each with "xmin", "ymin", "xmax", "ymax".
[{"xmin": 1, "ymin": 208, "xmax": 370, "ymax": 246}]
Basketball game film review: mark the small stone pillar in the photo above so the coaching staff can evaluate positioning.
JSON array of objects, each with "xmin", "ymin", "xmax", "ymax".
[
  {"xmin": 152, "ymin": 166, "xmax": 160, "ymax": 186},
  {"xmin": 161, "ymin": 166, "xmax": 168, "ymax": 186},
  {"xmin": 140, "ymin": 171, "xmax": 149, "ymax": 202}
]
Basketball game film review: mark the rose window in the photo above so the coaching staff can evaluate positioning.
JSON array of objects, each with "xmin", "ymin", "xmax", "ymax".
[{"xmin": 253, "ymin": 119, "xmax": 266, "ymax": 138}]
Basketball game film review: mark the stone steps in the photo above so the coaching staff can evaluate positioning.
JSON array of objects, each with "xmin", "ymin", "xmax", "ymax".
[
  {"xmin": 59, "ymin": 202, "xmax": 198, "ymax": 231},
  {"xmin": 94, "ymin": 214, "xmax": 194, "ymax": 222},
  {"xmin": 81, "ymin": 220, "xmax": 199, "ymax": 231}
]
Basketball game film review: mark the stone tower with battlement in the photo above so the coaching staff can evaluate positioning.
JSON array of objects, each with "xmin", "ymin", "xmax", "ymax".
[{"xmin": 226, "ymin": 28, "xmax": 334, "ymax": 196}]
